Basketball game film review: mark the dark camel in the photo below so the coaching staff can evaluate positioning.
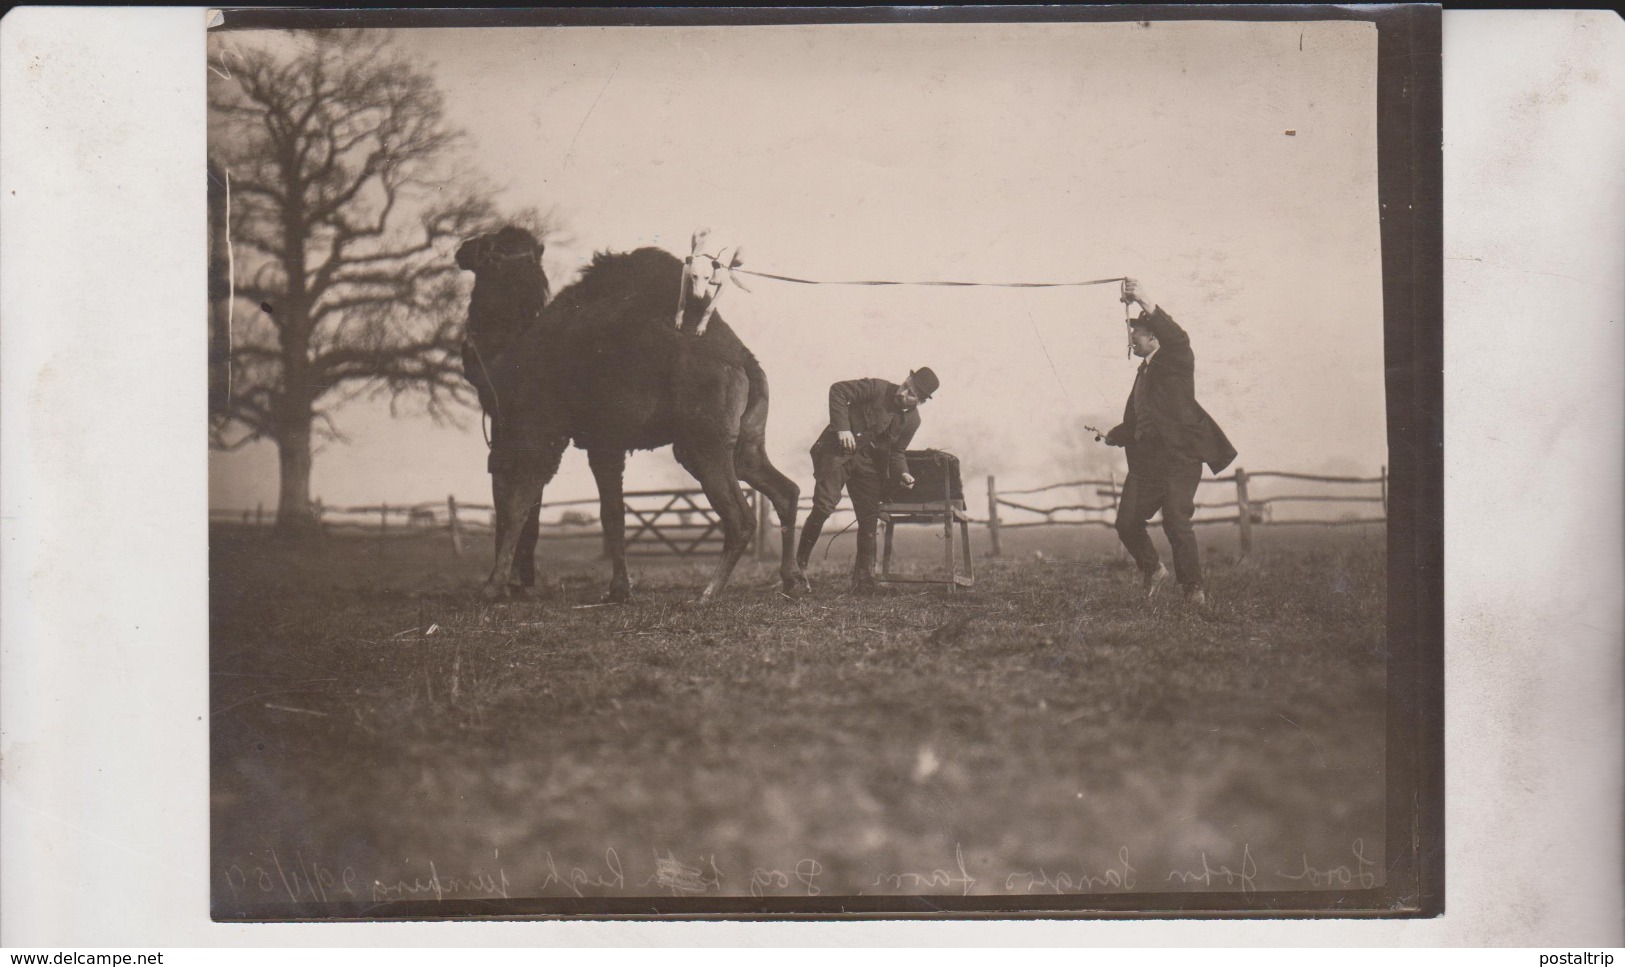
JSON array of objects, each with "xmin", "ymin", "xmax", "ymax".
[
  {"xmin": 457, "ymin": 227, "xmax": 550, "ymax": 589},
  {"xmin": 455, "ymin": 228, "xmax": 806, "ymax": 604}
]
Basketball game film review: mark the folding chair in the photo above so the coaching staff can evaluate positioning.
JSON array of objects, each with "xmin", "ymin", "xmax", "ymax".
[{"xmin": 878, "ymin": 449, "xmax": 975, "ymax": 591}]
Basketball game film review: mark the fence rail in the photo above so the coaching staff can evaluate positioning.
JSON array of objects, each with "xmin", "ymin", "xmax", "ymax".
[
  {"xmin": 214, "ymin": 464, "xmax": 1386, "ymax": 562},
  {"xmin": 984, "ymin": 465, "xmax": 1387, "ymax": 558},
  {"xmin": 212, "ymin": 489, "xmax": 774, "ymax": 559}
]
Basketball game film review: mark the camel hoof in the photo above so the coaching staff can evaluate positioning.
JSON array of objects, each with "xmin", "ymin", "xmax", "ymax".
[
  {"xmin": 480, "ymin": 583, "xmax": 510, "ymax": 602},
  {"xmin": 780, "ymin": 576, "xmax": 811, "ymax": 599},
  {"xmin": 603, "ymin": 584, "xmax": 632, "ymax": 604}
]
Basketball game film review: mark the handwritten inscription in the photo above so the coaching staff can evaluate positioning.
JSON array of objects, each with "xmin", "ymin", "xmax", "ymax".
[
  {"xmin": 223, "ymin": 850, "xmax": 361, "ymax": 905},
  {"xmin": 644, "ymin": 849, "xmax": 725, "ymax": 896},
  {"xmin": 371, "ymin": 861, "xmax": 510, "ymax": 903},
  {"xmin": 539, "ymin": 848, "xmax": 626, "ymax": 897},
  {"xmin": 1165, "ymin": 844, "xmax": 1259, "ymax": 894},
  {"xmin": 1006, "ymin": 846, "xmax": 1137, "ymax": 894},
  {"xmin": 870, "ymin": 843, "xmax": 977, "ymax": 896},
  {"xmin": 1275, "ymin": 839, "xmax": 1377, "ymax": 889},
  {"xmin": 749, "ymin": 859, "xmax": 825, "ymax": 897}
]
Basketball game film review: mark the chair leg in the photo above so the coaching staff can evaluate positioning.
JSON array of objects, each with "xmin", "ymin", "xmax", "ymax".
[
  {"xmin": 959, "ymin": 517, "xmax": 974, "ymax": 585},
  {"xmin": 875, "ymin": 508, "xmax": 975, "ymax": 589},
  {"xmin": 881, "ymin": 516, "xmax": 894, "ymax": 574}
]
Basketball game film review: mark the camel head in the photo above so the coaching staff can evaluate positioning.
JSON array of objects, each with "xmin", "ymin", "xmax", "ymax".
[
  {"xmin": 458, "ymin": 226, "xmax": 550, "ymax": 350},
  {"xmin": 456, "ymin": 226, "xmax": 544, "ymax": 273},
  {"xmin": 674, "ymin": 228, "xmax": 748, "ymax": 336}
]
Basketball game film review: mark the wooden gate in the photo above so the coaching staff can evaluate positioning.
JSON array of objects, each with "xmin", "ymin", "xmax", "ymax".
[{"xmin": 623, "ymin": 488, "xmax": 764, "ymax": 558}]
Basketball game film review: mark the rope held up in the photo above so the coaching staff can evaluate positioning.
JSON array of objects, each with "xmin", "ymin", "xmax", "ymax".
[{"xmin": 731, "ymin": 268, "xmax": 1128, "ymax": 289}]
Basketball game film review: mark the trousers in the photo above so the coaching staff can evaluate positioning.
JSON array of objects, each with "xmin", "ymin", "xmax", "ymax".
[
  {"xmin": 809, "ymin": 449, "xmax": 885, "ymax": 524},
  {"xmin": 1115, "ymin": 440, "xmax": 1205, "ymax": 588},
  {"xmin": 800, "ymin": 446, "xmax": 886, "ymax": 580}
]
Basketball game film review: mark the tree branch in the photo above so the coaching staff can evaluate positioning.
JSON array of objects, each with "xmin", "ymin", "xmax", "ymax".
[{"xmin": 206, "ymin": 28, "xmax": 551, "ymax": 459}]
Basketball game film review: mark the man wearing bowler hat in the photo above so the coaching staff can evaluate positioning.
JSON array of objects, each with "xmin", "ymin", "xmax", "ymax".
[
  {"xmin": 797, "ymin": 367, "xmax": 940, "ymax": 593},
  {"xmin": 1104, "ymin": 279, "xmax": 1236, "ymax": 605}
]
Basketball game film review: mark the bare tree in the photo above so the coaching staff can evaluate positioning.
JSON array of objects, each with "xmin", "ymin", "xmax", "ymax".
[{"xmin": 208, "ymin": 29, "xmax": 538, "ymax": 537}]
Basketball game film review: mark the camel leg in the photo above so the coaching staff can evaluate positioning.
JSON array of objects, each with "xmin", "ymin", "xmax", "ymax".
[
  {"xmin": 512, "ymin": 502, "xmax": 541, "ymax": 590},
  {"xmin": 675, "ymin": 441, "xmax": 752, "ymax": 605},
  {"xmin": 736, "ymin": 443, "xmax": 807, "ymax": 596},
  {"xmin": 486, "ymin": 404, "xmax": 545, "ymax": 592},
  {"xmin": 483, "ymin": 443, "xmax": 564, "ymax": 600},
  {"xmin": 487, "ymin": 468, "xmax": 513, "ymax": 589},
  {"xmin": 733, "ymin": 362, "xmax": 804, "ymax": 595},
  {"xmin": 588, "ymin": 447, "xmax": 632, "ymax": 603}
]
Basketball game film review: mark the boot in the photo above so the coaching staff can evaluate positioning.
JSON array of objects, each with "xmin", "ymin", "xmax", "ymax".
[
  {"xmin": 796, "ymin": 512, "xmax": 827, "ymax": 570},
  {"xmin": 1143, "ymin": 562, "xmax": 1169, "ymax": 598},
  {"xmin": 851, "ymin": 527, "xmax": 879, "ymax": 594}
]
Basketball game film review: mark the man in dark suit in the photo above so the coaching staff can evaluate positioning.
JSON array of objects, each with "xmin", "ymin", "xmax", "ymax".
[
  {"xmin": 1104, "ymin": 279, "xmax": 1236, "ymax": 604},
  {"xmin": 796, "ymin": 368, "xmax": 940, "ymax": 593}
]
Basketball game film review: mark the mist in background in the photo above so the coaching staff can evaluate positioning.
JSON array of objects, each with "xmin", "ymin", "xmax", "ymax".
[{"xmin": 209, "ymin": 19, "xmax": 1386, "ymax": 516}]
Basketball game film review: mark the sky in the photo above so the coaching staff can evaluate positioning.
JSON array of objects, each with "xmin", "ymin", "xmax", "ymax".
[{"xmin": 209, "ymin": 18, "xmax": 1386, "ymax": 516}]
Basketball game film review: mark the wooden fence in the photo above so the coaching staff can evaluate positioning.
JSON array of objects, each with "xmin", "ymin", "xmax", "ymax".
[
  {"xmin": 211, "ymin": 490, "xmax": 771, "ymax": 559},
  {"xmin": 984, "ymin": 466, "xmax": 1387, "ymax": 558},
  {"xmin": 213, "ymin": 465, "xmax": 1385, "ymax": 562}
]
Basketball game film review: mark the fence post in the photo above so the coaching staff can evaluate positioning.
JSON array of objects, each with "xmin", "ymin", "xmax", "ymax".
[
  {"xmin": 313, "ymin": 497, "xmax": 326, "ymax": 535},
  {"xmin": 942, "ymin": 480, "xmax": 956, "ymax": 594},
  {"xmin": 1234, "ymin": 467, "xmax": 1253, "ymax": 560},
  {"xmin": 448, "ymin": 495, "xmax": 465, "ymax": 558},
  {"xmin": 1110, "ymin": 469, "xmax": 1125, "ymax": 560},
  {"xmin": 255, "ymin": 502, "xmax": 264, "ymax": 528},
  {"xmin": 986, "ymin": 475, "xmax": 1001, "ymax": 558},
  {"xmin": 1380, "ymin": 464, "xmax": 1388, "ymax": 516},
  {"xmin": 380, "ymin": 502, "xmax": 388, "ymax": 539}
]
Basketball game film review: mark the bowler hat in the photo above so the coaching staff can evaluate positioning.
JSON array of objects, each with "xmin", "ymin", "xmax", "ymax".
[{"xmin": 908, "ymin": 367, "xmax": 939, "ymax": 401}]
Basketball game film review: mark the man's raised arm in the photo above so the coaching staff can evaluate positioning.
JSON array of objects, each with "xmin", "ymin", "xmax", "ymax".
[{"xmin": 1122, "ymin": 278, "xmax": 1191, "ymax": 356}]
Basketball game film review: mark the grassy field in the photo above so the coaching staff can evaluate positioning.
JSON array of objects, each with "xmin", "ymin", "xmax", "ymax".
[{"xmin": 210, "ymin": 522, "xmax": 1387, "ymax": 915}]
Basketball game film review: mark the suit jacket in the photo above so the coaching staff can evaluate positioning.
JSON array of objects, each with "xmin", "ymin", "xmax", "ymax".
[
  {"xmin": 811, "ymin": 377, "xmax": 920, "ymax": 480},
  {"xmin": 1108, "ymin": 307, "xmax": 1237, "ymax": 474}
]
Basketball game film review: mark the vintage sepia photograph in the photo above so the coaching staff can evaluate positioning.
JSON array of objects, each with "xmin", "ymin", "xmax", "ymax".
[{"xmin": 206, "ymin": 7, "xmax": 1441, "ymax": 918}]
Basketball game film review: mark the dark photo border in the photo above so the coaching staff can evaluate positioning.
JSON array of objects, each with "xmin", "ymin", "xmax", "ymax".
[{"xmin": 209, "ymin": 3, "xmax": 1443, "ymax": 921}]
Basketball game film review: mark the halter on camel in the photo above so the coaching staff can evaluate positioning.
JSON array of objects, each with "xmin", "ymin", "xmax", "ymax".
[
  {"xmin": 459, "ymin": 229, "xmax": 546, "ymax": 450},
  {"xmin": 674, "ymin": 228, "xmax": 750, "ymax": 336}
]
